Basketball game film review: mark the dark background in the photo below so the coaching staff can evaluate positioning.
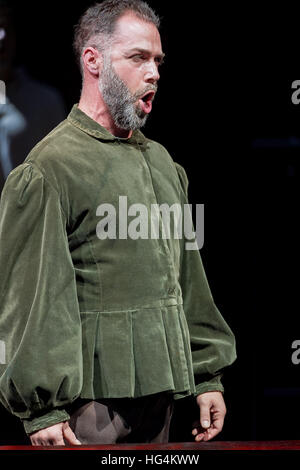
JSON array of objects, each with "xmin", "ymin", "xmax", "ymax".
[{"xmin": 1, "ymin": 1, "xmax": 300, "ymax": 444}]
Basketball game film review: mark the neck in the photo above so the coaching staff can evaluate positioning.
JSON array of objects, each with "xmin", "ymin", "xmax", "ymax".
[{"xmin": 78, "ymin": 78, "xmax": 133, "ymax": 139}]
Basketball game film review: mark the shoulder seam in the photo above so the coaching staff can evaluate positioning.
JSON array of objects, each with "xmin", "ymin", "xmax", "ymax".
[{"xmin": 25, "ymin": 160, "xmax": 68, "ymax": 221}]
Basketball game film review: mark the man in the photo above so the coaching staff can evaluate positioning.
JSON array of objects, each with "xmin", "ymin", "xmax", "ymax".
[{"xmin": 0, "ymin": 0, "xmax": 236, "ymax": 446}]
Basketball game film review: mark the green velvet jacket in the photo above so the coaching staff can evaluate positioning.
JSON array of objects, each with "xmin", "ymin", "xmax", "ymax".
[{"xmin": 0, "ymin": 105, "xmax": 236, "ymax": 435}]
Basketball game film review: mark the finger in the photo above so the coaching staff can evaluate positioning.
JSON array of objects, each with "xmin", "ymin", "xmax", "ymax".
[
  {"xmin": 202, "ymin": 427, "xmax": 219, "ymax": 441},
  {"xmin": 46, "ymin": 435, "xmax": 66, "ymax": 446},
  {"xmin": 31, "ymin": 439, "xmax": 45, "ymax": 446},
  {"xmin": 202, "ymin": 416, "xmax": 225, "ymax": 442},
  {"xmin": 202, "ymin": 423, "xmax": 223, "ymax": 441},
  {"xmin": 37, "ymin": 440, "xmax": 48, "ymax": 446},
  {"xmin": 53, "ymin": 438, "xmax": 66, "ymax": 446},
  {"xmin": 33, "ymin": 435, "xmax": 64, "ymax": 446},
  {"xmin": 192, "ymin": 427, "xmax": 204, "ymax": 435},
  {"xmin": 192, "ymin": 425, "xmax": 204, "ymax": 437},
  {"xmin": 192, "ymin": 424, "xmax": 208, "ymax": 437},
  {"xmin": 211, "ymin": 414, "xmax": 225, "ymax": 433},
  {"xmin": 195, "ymin": 432, "xmax": 205, "ymax": 442},
  {"xmin": 42, "ymin": 441, "xmax": 52, "ymax": 446},
  {"xmin": 192, "ymin": 424, "xmax": 207, "ymax": 442},
  {"xmin": 199, "ymin": 403, "xmax": 211, "ymax": 429},
  {"xmin": 191, "ymin": 420, "xmax": 200, "ymax": 435},
  {"xmin": 63, "ymin": 423, "xmax": 82, "ymax": 445}
]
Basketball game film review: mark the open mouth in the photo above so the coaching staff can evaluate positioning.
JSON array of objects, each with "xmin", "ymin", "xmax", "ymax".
[{"xmin": 138, "ymin": 90, "xmax": 156, "ymax": 114}]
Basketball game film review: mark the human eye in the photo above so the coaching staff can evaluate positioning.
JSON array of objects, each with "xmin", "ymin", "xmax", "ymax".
[
  {"xmin": 130, "ymin": 54, "xmax": 146, "ymax": 62},
  {"xmin": 155, "ymin": 57, "xmax": 165, "ymax": 67}
]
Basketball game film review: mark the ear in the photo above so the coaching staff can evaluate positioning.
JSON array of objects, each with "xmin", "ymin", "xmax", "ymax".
[{"xmin": 82, "ymin": 47, "xmax": 102, "ymax": 77}]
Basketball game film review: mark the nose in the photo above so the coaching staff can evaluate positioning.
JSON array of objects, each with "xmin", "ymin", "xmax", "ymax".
[{"xmin": 144, "ymin": 59, "xmax": 160, "ymax": 84}]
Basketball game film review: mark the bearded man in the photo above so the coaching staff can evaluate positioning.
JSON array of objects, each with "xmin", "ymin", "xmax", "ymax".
[{"xmin": 0, "ymin": 0, "xmax": 236, "ymax": 446}]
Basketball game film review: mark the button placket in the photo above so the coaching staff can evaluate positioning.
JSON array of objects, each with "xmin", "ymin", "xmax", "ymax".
[{"xmin": 138, "ymin": 148, "xmax": 178, "ymax": 296}]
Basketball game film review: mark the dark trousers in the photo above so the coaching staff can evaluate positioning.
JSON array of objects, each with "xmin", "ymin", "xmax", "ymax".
[{"xmin": 68, "ymin": 392, "xmax": 174, "ymax": 445}]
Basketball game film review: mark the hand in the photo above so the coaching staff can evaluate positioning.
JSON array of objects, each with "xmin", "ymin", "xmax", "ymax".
[
  {"xmin": 30, "ymin": 421, "xmax": 81, "ymax": 446},
  {"xmin": 191, "ymin": 391, "xmax": 226, "ymax": 442}
]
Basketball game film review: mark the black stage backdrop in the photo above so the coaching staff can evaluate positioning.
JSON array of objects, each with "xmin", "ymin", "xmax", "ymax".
[{"xmin": 1, "ymin": 1, "xmax": 300, "ymax": 444}]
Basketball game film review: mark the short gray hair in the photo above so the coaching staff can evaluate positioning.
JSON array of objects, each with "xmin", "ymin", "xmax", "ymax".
[{"xmin": 73, "ymin": 0, "xmax": 161, "ymax": 75}]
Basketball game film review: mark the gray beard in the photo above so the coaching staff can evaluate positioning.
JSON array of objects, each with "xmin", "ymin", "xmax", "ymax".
[{"xmin": 98, "ymin": 57, "xmax": 156, "ymax": 131}]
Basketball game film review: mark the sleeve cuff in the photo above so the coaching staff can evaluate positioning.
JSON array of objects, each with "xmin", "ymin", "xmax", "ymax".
[
  {"xmin": 194, "ymin": 375, "xmax": 224, "ymax": 396},
  {"xmin": 22, "ymin": 409, "xmax": 70, "ymax": 435}
]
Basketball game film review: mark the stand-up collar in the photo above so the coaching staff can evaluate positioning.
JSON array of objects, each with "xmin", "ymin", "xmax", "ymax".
[{"xmin": 67, "ymin": 104, "xmax": 148, "ymax": 146}]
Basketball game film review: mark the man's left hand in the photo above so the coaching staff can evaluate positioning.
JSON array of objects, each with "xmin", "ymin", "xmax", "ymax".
[{"xmin": 192, "ymin": 391, "xmax": 226, "ymax": 442}]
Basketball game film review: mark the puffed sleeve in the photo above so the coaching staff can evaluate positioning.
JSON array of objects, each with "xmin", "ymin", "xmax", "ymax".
[
  {"xmin": 0, "ymin": 162, "xmax": 83, "ymax": 435},
  {"xmin": 175, "ymin": 162, "xmax": 236, "ymax": 396}
]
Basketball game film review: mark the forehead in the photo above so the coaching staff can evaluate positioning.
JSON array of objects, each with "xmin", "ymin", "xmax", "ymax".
[{"xmin": 112, "ymin": 12, "xmax": 162, "ymax": 54}]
